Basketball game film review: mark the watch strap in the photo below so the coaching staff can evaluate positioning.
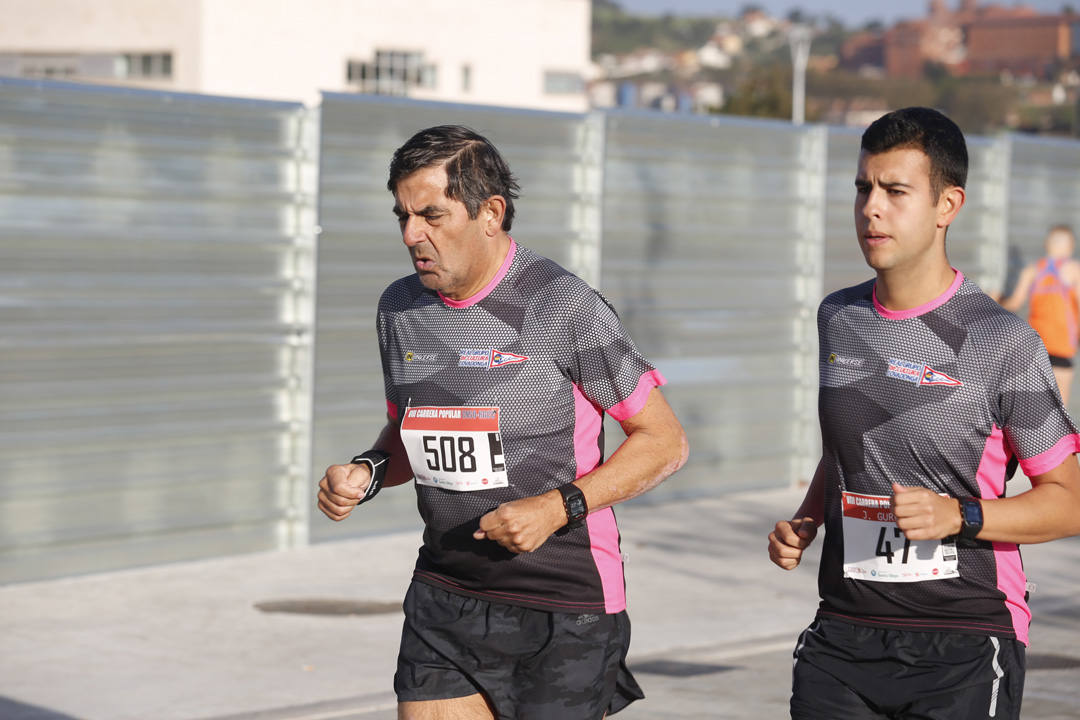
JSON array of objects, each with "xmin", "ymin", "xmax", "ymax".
[
  {"xmin": 958, "ymin": 496, "xmax": 983, "ymax": 541},
  {"xmin": 557, "ymin": 483, "xmax": 588, "ymax": 529},
  {"xmin": 350, "ymin": 450, "xmax": 391, "ymax": 505}
]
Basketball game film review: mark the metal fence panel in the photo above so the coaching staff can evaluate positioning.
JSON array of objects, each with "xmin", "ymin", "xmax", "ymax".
[
  {"xmin": 0, "ymin": 78, "xmax": 317, "ymax": 583},
  {"xmin": 9, "ymin": 79, "xmax": 1080, "ymax": 580},
  {"xmin": 312, "ymin": 94, "xmax": 602, "ymax": 541},
  {"xmin": 600, "ymin": 112, "xmax": 826, "ymax": 495}
]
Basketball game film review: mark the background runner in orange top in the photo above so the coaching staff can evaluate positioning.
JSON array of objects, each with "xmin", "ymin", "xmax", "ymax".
[{"xmin": 999, "ymin": 225, "xmax": 1080, "ymax": 404}]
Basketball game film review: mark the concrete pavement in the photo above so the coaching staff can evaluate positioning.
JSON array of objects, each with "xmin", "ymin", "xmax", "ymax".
[{"xmin": 2, "ymin": 487, "xmax": 1079, "ymax": 719}]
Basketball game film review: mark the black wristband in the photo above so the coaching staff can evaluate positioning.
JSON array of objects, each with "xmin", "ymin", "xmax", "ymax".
[
  {"xmin": 350, "ymin": 450, "xmax": 391, "ymax": 505},
  {"xmin": 557, "ymin": 483, "xmax": 588, "ymax": 529}
]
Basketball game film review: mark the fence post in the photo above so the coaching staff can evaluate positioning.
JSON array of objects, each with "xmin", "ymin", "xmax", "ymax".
[
  {"xmin": 980, "ymin": 133, "xmax": 1012, "ymax": 294},
  {"xmin": 793, "ymin": 124, "xmax": 828, "ymax": 486},
  {"xmin": 279, "ymin": 104, "xmax": 321, "ymax": 550},
  {"xmin": 574, "ymin": 111, "xmax": 606, "ymax": 288}
]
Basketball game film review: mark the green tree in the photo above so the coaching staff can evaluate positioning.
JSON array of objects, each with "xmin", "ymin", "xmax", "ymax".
[
  {"xmin": 937, "ymin": 81, "xmax": 1016, "ymax": 134},
  {"xmin": 719, "ymin": 63, "xmax": 792, "ymax": 120}
]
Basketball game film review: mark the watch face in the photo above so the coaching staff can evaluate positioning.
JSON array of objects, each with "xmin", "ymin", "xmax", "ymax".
[
  {"xmin": 963, "ymin": 501, "xmax": 982, "ymax": 524},
  {"xmin": 567, "ymin": 495, "xmax": 586, "ymax": 518}
]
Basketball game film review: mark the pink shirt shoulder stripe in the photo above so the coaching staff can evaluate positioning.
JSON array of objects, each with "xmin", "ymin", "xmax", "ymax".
[{"xmin": 974, "ymin": 423, "xmax": 1030, "ymax": 645}]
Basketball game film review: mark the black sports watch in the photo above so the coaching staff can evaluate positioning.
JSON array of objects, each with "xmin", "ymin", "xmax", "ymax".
[
  {"xmin": 958, "ymin": 497, "xmax": 983, "ymax": 541},
  {"xmin": 557, "ymin": 483, "xmax": 588, "ymax": 529}
]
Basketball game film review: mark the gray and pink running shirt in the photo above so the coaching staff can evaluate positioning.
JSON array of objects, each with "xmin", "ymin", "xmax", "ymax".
[
  {"xmin": 816, "ymin": 271, "xmax": 1080, "ymax": 644},
  {"xmin": 376, "ymin": 240, "xmax": 665, "ymax": 615}
]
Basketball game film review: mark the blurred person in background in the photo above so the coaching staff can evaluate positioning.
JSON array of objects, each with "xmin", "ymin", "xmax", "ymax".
[
  {"xmin": 316, "ymin": 125, "xmax": 687, "ymax": 720},
  {"xmin": 996, "ymin": 224, "xmax": 1080, "ymax": 404},
  {"xmin": 768, "ymin": 107, "xmax": 1080, "ymax": 719}
]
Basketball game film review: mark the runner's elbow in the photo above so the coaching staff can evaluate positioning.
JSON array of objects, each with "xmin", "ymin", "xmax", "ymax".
[{"xmin": 667, "ymin": 428, "xmax": 689, "ymax": 476}]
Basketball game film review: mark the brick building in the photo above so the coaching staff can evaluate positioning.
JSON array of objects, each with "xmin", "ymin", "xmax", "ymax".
[
  {"xmin": 967, "ymin": 14, "xmax": 1078, "ymax": 77},
  {"xmin": 843, "ymin": 1, "xmax": 1078, "ymax": 81}
]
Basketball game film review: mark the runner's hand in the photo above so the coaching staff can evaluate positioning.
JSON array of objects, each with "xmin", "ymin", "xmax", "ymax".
[
  {"xmin": 317, "ymin": 463, "xmax": 372, "ymax": 522},
  {"xmin": 891, "ymin": 483, "xmax": 962, "ymax": 540},
  {"xmin": 768, "ymin": 517, "xmax": 818, "ymax": 570},
  {"xmin": 474, "ymin": 492, "xmax": 566, "ymax": 553}
]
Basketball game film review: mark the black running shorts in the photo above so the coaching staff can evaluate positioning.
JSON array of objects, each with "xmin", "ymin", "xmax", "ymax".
[
  {"xmin": 1049, "ymin": 354, "xmax": 1074, "ymax": 369},
  {"xmin": 791, "ymin": 616, "xmax": 1025, "ymax": 720},
  {"xmin": 394, "ymin": 581, "xmax": 644, "ymax": 719}
]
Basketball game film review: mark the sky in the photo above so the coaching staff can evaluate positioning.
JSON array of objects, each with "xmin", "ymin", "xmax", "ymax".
[{"xmin": 614, "ymin": 0, "xmax": 1073, "ymax": 27}]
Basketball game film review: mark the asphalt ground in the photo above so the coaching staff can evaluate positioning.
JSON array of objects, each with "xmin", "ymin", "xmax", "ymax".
[{"xmin": 2, "ymin": 486, "xmax": 1079, "ymax": 720}]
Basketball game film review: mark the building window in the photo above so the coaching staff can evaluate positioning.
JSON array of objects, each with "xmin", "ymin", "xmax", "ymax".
[
  {"xmin": 462, "ymin": 64, "xmax": 472, "ymax": 93},
  {"xmin": 543, "ymin": 70, "xmax": 584, "ymax": 95},
  {"xmin": 0, "ymin": 51, "xmax": 172, "ymax": 81},
  {"xmin": 346, "ymin": 50, "xmax": 437, "ymax": 96},
  {"xmin": 6, "ymin": 54, "xmax": 80, "ymax": 78},
  {"xmin": 119, "ymin": 52, "xmax": 173, "ymax": 79}
]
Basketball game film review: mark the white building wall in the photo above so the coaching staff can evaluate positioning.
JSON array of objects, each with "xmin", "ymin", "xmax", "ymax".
[
  {"xmin": 0, "ymin": 0, "xmax": 202, "ymax": 91},
  {"xmin": 0, "ymin": 0, "xmax": 590, "ymax": 111}
]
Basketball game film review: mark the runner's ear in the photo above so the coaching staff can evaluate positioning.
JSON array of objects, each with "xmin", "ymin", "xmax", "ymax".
[
  {"xmin": 482, "ymin": 195, "xmax": 506, "ymax": 235},
  {"xmin": 936, "ymin": 185, "xmax": 965, "ymax": 229}
]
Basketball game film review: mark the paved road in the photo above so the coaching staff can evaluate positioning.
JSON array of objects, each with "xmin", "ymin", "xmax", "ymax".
[{"xmin": 2, "ymin": 487, "xmax": 1078, "ymax": 719}]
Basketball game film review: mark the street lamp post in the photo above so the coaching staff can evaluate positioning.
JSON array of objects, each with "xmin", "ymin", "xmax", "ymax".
[{"xmin": 789, "ymin": 25, "xmax": 811, "ymax": 126}]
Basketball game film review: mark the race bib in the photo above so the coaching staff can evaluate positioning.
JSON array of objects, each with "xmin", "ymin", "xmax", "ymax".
[
  {"xmin": 841, "ymin": 491, "xmax": 959, "ymax": 583},
  {"xmin": 400, "ymin": 405, "xmax": 508, "ymax": 491}
]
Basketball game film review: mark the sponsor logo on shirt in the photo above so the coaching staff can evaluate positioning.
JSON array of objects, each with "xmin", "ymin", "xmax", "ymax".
[
  {"xmin": 886, "ymin": 358, "xmax": 963, "ymax": 387},
  {"xmin": 404, "ymin": 351, "xmax": 438, "ymax": 363},
  {"xmin": 459, "ymin": 348, "xmax": 529, "ymax": 368},
  {"xmin": 827, "ymin": 352, "xmax": 865, "ymax": 368}
]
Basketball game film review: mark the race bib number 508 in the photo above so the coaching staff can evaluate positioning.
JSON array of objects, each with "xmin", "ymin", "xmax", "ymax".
[
  {"xmin": 841, "ymin": 491, "xmax": 958, "ymax": 583},
  {"xmin": 400, "ymin": 406, "xmax": 508, "ymax": 491}
]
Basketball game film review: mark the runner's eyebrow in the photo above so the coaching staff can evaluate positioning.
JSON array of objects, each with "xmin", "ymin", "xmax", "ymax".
[{"xmin": 393, "ymin": 204, "xmax": 447, "ymax": 217}]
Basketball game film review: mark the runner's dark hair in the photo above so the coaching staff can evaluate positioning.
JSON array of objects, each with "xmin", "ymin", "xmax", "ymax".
[
  {"xmin": 388, "ymin": 125, "xmax": 521, "ymax": 231},
  {"xmin": 861, "ymin": 107, "xmax": 968, "ymax": 201}
]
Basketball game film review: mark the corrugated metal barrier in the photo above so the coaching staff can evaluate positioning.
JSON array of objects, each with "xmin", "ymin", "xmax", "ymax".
[
  {"xmin": 4, "ymin": 76, "xmax": 1080, "ymax": 582},
  {"xmin": 0, "ymin": 78, "xmax": 318, "ymax": 582}
]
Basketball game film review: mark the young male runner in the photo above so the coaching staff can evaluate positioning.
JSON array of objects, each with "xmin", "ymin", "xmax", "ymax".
[
  {"xmin": 317, "ymin": 125, "xmax": 688, "ymax": 720},
  {"xmin": 768, "ymin": 107, "xmax": 1080, "ymax": 719}
]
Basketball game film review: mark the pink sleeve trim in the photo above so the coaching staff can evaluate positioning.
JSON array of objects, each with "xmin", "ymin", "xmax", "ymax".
[
  {"xmin": 1018, "ymin": 433, "xmax": 1080, "ymax": 477},
  {"xmin": 873, "ymin": 269, "xmax": 963, "ymax": 320},
  {"xmin": 607, "ymin": 370, "xmax": 667, "ymax": 422},
  {"xmin": 439, "ymin": 239, "xmax": 516, "ymax": 309},
  {"xmin": 386, "ymin": 400, "xmax": 399, "ymax": 420}
]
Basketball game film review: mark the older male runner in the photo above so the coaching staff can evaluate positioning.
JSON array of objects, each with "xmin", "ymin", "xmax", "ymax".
[
  {"xmin": 318, "ymin": 125, "xmax": 688, "ymax": 720},
  {"xmin": 768, "ymin": 107, "xmax": 1080, "ymax": 719}
]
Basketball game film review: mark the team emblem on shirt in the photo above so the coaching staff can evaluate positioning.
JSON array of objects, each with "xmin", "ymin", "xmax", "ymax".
[
  {"xmin": 459, "ymin": 348, "xmax": 529, "ymax": 368},
  {"xmin": 887, "ymin": 358, "xmax": 963, "ymax": 387}
]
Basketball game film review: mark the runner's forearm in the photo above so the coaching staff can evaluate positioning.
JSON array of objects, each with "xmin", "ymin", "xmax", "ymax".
[
  {"xmin": 368, "ymin": 418, "xmax": 413, "ymax": 488},
  {"xmin": 977, "ymin": 459, "xmax": 1080, "ymax": 543},
  {"xmin": 795, "ymin": 459, "xmax": 826, "ymax": 525},
  {"xmin": 572, "ymin": 389, "xmax": 688, "ymax": 514}
]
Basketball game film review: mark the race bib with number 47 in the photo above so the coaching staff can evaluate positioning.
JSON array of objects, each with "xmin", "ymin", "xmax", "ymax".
[
  {"xmin": 400, "ymin": 405, "xmax": 508, "ymax": 491},
  {"xmin": 841, "ymin": 491, "xmax": 959, "ymax": 583}
]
